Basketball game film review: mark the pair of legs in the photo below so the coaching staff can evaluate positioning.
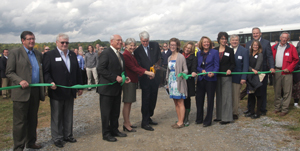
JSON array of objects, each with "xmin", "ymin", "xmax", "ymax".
[
  {"xmin": 86, "ymin": 67, "xmax": 99, "ymax": 89},
  {"xmin": 216, "ymin": 76, "xmax": 233, "ymax": 122},
  {"xmin": 173, "ymin": 99, "xmax": 185, "ymax": 126},
  {"xmin": 123, "ymin": 102, "xmax": 134, "ymax": 130}
]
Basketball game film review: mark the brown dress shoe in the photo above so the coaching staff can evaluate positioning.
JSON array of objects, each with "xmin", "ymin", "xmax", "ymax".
[
  {"xmin": 280, "ymin": 112, "xmax": 288, "ymax": 116},
  {"xmin": 273, "ymin": 110, "xmax": 280, "ymax": 114},
  {"xmin": 27, "ymin": 144, "xmax": 42, "ymax": 149}
]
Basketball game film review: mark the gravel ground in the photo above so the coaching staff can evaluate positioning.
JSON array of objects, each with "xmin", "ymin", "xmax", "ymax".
[{"xmin": 9, "ymin": 88, "xmax": 300, "ymax": 151}]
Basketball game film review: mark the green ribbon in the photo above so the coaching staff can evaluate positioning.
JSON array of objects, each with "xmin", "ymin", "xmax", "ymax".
[
  {"xmin": 0, "ymin": 72, "xmax": 127, "ymax": 91},
  {"xmin": 178, "ymin": 70, "xmax": 300, "ymax": 80}
]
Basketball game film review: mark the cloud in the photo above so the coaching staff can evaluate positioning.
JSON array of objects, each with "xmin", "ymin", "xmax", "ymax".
[{"xmin": 0, "ymin": 0, "xmax": 299, "ymax": 43}]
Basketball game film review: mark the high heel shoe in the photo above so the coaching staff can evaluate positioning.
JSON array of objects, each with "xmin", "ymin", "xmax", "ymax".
[
  {"xmin": 130, "ymin": 125, "xmax": 137, "ymax": 128},
  {"xmin": 123, "ymin": 125, "xmax": 137, "ymax": 132}
]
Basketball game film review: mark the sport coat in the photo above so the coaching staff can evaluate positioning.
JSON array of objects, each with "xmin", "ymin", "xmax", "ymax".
[
  {"xmin": 43, "ymin": 48, "xmax": 82, "ymax": 100},
  {"xmin": 96, "ymin": 46, "xmax": 125, "ymax": 96},
  {"xmin": 0, "ymin": 56, "xmax": 8, "ymax": 78},
  {"xmin": 245, "ymin": 38, "xmax": 274, "ymax": 71},
  {"xmin": 197, "ymin": 49, "xmax": 219, "ymax": 81},
  {"xmin": 232, "ymin": 45, "xmax": 249, "ymax": 84},
  {"xmin": 6, "ymin": 46, "xmax": 45, "ymax": 101},
  {"xmin": 161, "ymin": 49, "xmax": 172, "ymax": 66},
  {"xmin": 134, "ymin": 41, "xmax": 161, "ymax": 86},
  {"xmin": 215, "ymin": 46, "xmax": 236, "ymax": 77}
]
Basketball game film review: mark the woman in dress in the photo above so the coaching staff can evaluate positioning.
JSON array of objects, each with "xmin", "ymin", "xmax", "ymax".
[
  {"xmin": 166, "ymin": 38, "xmax": 188, "ymax": 129},
  {"xmin": 214, "ymin": 32, "xmax": 235, "ymax": 125},
  {"xmin": 122, "ymin": 38, "xmax": 155, "ymax": 132},
  {"xmin": 181, "ymin": 42, "xmax": 197, "ymax": 126},
  {"xmin": 196, "ymin": 36, "xmax": 219, "ymax": 127},
  {"xmin": 245, "ymin": 40, "xmax": 263, "ymax": 119}
]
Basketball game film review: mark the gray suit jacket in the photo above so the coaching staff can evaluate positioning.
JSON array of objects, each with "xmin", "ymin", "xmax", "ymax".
[{"xmin": 6, "ymin": 46, "xmax": 45, "ymax": 101}]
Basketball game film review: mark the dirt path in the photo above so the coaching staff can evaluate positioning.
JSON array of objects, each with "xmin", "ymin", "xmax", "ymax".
[{"xmin": 33, "ymin": 88, "xmax": 298, "ymax": 151}]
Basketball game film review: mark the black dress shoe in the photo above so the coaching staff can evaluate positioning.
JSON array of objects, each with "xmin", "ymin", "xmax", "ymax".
[
  {"xmin": 195, "ymin": 121, "xmax": 203, "ymax": 124},
  {"xmin": 149, "ymin": 121, "xmax": 158, "ymax": 125},
  {"xmin": 244, "ymin": 110, "xmax": 250, "ymax": 114},
  {"xmin": 261, "ymin": 112, "xmax": 267, "ymax": 116},
  {"xmin": 112, "ymin": 132, "xmax": 127, "ymax": 137},
  {"xmin": 233, "ymin": 115, "xmax": 239, "ymax": 120},
  {"xmin": 103, "ymin": 135, "xmax": 117, "ymax": 142},
  {"xmin": 27, "ymin": 144, "xmax": 42, "ymax": 149},
  {"xmin": 213, "ymin": 119, "xmax": 221, "ymax": 122},
  {"xmin": 245, "ymin": 112, "xmax": 254, "ymax": 117},
  {"xmin": 203, "ymin": 124, "xmax": 211, "ymax": 127},
  {"xmin": 54, "ymin": 140, "xmax": 64, "ymax": 148},
  {"xmin": 123, "ymin": 125, "xmax": 137, "ymax": 132},
  {"xmin": 251, "ymin": 114, "xmax": 260, "ymax": 119},
  {"xmin": 141, "ymin": 125, "xmax": 154, "ymax": 131},
  {"xmin": 220, "ymin": 121, "xmax": 230, "ymax": 125},
  {"xmin": 130, "ymin": 125, "xmax": 137, "ymax": 128},
  {"xmin": 64, "ymin": 137, "xmax": 77, "ymax": 143}
]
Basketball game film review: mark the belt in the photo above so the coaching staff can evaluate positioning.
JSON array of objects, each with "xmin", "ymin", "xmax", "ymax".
[{"xmin": 275, "ymin": 67, "xmax": 282, "ymax": 70}]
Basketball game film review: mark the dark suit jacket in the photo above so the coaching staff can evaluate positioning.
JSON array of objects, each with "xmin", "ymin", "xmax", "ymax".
[
  {"xmin": 232, "ymin": 45, "xmax": 249, "ymax": 84},
  {"xmin": 134, "ymin": 41, "xmax": 161, "ymax": 87},
  {"xmin": 0, "ymin": 56, "xmax": 7, "ymax": 78},
  {"xmin": 215, "ymin": 46, "xmax": 236, "ymax": 77},
  {"xmin": 161, "ymin": 49, "xmax": 172, "ymax": 66},
  {"xmin": 6, "ymin": 46, "xmax": 45, "ymax": 101},
  {"xmin": 197, "ymin": 49, "xmax": 219, "ymax": 81},
  {"xmin": 96, "ymin": 46, "xmax": 125, "ymax": 96},
  {"xmin": 43, "ymin": 48, "xmax": 82, "ymax": 100},
  {"xmin": 245, "ymin": 38, "xmax": 274, "ymax": 71}
]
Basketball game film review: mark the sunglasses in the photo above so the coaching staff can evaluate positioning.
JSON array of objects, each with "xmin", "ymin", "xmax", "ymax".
[
  {"xmin": 60, "ymin": 41, "xmax": 69, "ymax": 45},
  {"xmin": 45, "ymin": 49, "xmax": 50, "ymax": 50}
]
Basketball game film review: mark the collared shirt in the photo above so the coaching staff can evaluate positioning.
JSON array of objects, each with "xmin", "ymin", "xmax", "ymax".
[
  {"xmin": 77, "ymin": 54, "xmax": 85, "ymax": 70},
  {"xmin": 275, "ymin": 43, "xmax": 287, "ymax": 68},
  {"xmin": 142, "ymin": 44, "xmax": 150, "ymax": 56},
  {"xmin": 23, "ymin": 46, "xmax": 39, "ymax": 84},
  {"xmin": 57, "ymin": 47, "xmax": 71, "ymax": 72},
  {"xmin": 110, "ymin": 45, "xmax": 123, "ymax": 68},
  {"xmin": 231, "ymin": 45, "xmax": 238, "ymax": 54},
  {"xmin": 4, "ymin": 55, "xmax": 8, "ymax": 59}
]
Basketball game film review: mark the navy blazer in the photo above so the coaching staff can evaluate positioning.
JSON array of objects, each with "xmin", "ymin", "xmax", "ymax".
[
  {"xmin": 245, "ymin": 38, "xmax": 274, "ymax": 71},
  {"xmin": 196, "ymin": 49, "xmax": 219, "ymax": 81},
  {"xmin": 232, "ymin": 45, "xmax": 249, "ymax": 84}
]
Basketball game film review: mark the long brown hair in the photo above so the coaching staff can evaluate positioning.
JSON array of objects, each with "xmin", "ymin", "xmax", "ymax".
[
  {"xmin": 250, "ymin": 40, "xmax": 262, "ymax": 54},
  {"xmin": 182, "ymin": 41, "xmax": 195, "ymax": 54}
]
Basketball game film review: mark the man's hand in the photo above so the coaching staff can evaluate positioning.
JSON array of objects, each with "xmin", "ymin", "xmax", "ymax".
[
  {"xmin": 116, "ymin": 76, "xmax": 123, "ymax": 83},
  {"xmin": 125, "ymin": 77, "xmax": 131, "ymax": 83},
  {"xmin": 283, "ymin": 68, "xmax": 290, "ymax": 73},
  {"xmin": 240, "ymin": 79, "xmax": 246, "ymax": 85},
  {"xmin": 19, "ymin": 80, "xmax": 29, "ymax": 89},
  {"xmin": 270, "ymin": 68, "xmax": 275, "ymax": 73},
  {"xmin": 78, "ymin": 90, "xmax": 83, "ymax": 96},
  {"xmin": 50, "ymin": 82, "xmax": 57, "ymax": 90}
]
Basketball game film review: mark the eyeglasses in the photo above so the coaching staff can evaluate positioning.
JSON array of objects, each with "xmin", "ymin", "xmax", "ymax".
[
  {"xmin": 60, "ymin": 41, "xmax": 69, "ymax": 45},
  {"xmin": 45, "ymin": 49, "xmax": 50, "ymax": 50},
  {"xmin": 26, "ymin": 38, "xmax": 35, "ymax": 41}
]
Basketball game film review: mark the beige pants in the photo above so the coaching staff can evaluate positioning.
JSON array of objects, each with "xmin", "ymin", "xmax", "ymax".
[
  {"xmin": 274, "ymin": 70, "xmax": 293, "ymax": 113},
  {"xmin": 232, "ymin": 83, "xmax": 242, "ymax": 115},
  {"xmin": 2, "ymin": 78, "xmax": 10, "ymax": 98},
  {"xmin": 86, "ymin": 67, "xmax": 98, "ymax": 89}
]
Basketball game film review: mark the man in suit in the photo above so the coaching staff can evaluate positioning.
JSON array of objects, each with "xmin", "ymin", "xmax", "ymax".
[
  {"xmin": 244, "ymin": 27, "xmax": 275, "ymax": 115},
  {"xmin": 160, "ymin": 43, "xmax": 172, "ymax": 86},
  {"xmin": 97, "ymin": 34, "xmax": 130, "ymax": 142},
  {"xmin": 43, "ymin": 33, "xmax": 83, "ymax": 148},
  {"xmin": 6, "ymin": 31, "xmax": 44, "ymax": 150},
  {"xmin": 134, "ymin": 31, "xmax": 161, "ymax": 131},
  {"xmin": 1, "ymin": 49, "xmax": 10, "ymax": 99},
  {"xmin": 230, "ymin": 35, "xmax": 249, "ymax": 120}
]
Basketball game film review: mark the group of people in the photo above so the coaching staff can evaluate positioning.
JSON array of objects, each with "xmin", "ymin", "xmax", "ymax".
[{"xmin": 3, "ymin": 28, "xmax": 300, "ymax": 150}]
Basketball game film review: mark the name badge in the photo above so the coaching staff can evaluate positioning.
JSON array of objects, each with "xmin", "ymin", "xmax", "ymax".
[
  {"xmin": 55, "ymin": 57, "xmax": 62, "ymax": 61},
  {"xmin": 224, "ymin": 52, "xmax": 230, "ymax": 57},
  {"xmin": 238, "ymin": 56, "xmax": 242, "ymax": 59},
  {"xmin": 78, "ymin": 59, "xmax": 80, "ymax": 61},
  {"xmin": 254, "ymin": 55, "xmax": 258, "ymax": 59},
  {"xmin": 285, "ymin": 53, "xmax": 289, "ymax": 56}
]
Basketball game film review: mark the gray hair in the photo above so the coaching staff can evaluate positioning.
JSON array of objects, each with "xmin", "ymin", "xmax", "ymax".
[
  {"xmin": 125, "ymin": 38, "xmax": 136, "ymax": 46},
  {"xmin": 280, "ymin": 32, "xmax": 290, "ymax": 39},
  {"xmin": 139, "ymin": 31, "xmax": 150, "ymax": 39},
  {"xmin": 56, "ymin": 33, "xmax": 69, "ymax": 41},
  {"xmin": 252, "ymin": 27, "xmax": 261, "ymax": 33},
  {"xmin": 230, "ymin": 34, "xmax": 239, "ymax": 40}
]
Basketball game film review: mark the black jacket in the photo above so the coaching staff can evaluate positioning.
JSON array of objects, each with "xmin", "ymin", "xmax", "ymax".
[
  {"xmin": 215, "ymin": 46, "xmax": 235, "ymax": 77},
  {"xmin": 185, "ymin": 54, "xmax": 197, "ymax": 97},
  {"xmin": 0, "ymin": 56, "xmax": 7, "ymax": 78},
  {"xmin": 43, "ymin": 48, "xmax": 83, "ymax": 100}
]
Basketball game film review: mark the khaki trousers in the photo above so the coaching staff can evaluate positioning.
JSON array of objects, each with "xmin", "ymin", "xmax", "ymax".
[
  {"xmin": 232, "ymin": 83, "xmax": 242, "ymax": 115},
  {"xmin": 2, "ymin": 78, "xmax": 10, "ymax": 98},
  {"xmin": 86, "ymin": 67, "xmax": 98, "ymax": 89},
  {"xmin": 274, "ymin": 70, "xmax": 293, "ymax": 113}
]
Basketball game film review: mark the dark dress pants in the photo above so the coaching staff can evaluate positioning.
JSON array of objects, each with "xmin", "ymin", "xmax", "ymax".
[
  {"xmin": 13, "ymin": 87, "xmax": 40, "ymax": 151},
  {"xmin": 99, "ymin": 94, "xmax": 121, "ymax": 137},
  {"xmin": 246, "ymin": 76, "xmax": 268, "ymax": 113},
  {"xmin": 196, "ymin": 80, "xmax": 216, "ymax": 125},
  {"xmin": 141, "ymin": 79, "xmax": 159, "ymax": 125},
  {"xmin": 248, "ymin": 87, "xmax": 263, "ymax": 115},
  {"xmin": 50, "ymin": 96, "xmax": 74, "ymax": 142}
]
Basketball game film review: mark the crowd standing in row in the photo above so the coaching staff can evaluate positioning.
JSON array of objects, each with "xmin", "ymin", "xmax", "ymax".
[{"xmin": 1, "ymin": 29, "xmax": 300, "ymax": 150}]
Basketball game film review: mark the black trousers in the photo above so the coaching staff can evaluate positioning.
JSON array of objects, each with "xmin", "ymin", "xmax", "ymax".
[
  {"xmin": 13, "ymin": 87, "xmax": 40, "ymax": 151},
  {"xmin": 99, "ymin": 94, "xmax": 121, "ymax": 137},
  {"xmin": 196, "ymin": 80, "xmax": 216, "ymax": 125},
  {"xmin": 248, "ymin": 94, "xmax": 263, "ymax": 115},
  {"xmin": 141, "ymin": 80, "xmax": 159, "ymax": 125},
  {"xmin": 81, "ymin": 69, "xmax": 87, "ymax": 85},
  {"xmin": 184, "ymin": 97, "xmax": 191, "ymax": 109}
]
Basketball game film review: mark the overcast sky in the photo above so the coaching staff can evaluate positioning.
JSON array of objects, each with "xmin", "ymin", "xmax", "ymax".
[{"xmin": 0, "ymin": 0, "xmax": 299, "ymax": 43}]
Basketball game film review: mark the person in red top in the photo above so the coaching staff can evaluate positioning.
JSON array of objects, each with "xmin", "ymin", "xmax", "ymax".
[
  {"xmin": 122, "ymin": 38, "xmax": 155, "ymax": 132},
  {"xmin": 271, "ymin": 32, "xmax": 299, "ymax": 116}
]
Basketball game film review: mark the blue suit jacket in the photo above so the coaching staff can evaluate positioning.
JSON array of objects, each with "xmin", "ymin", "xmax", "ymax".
[
  {"xmin": 232, "ymin": 45, "xmax": 249, "ymax": 84},
  {"xmin": 197, "ymin": 49, "xmax": 219, "ymax": 81},
  {"xmin": 245, "ymin": 38, "xmax": 274, "ymax": 71}
]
